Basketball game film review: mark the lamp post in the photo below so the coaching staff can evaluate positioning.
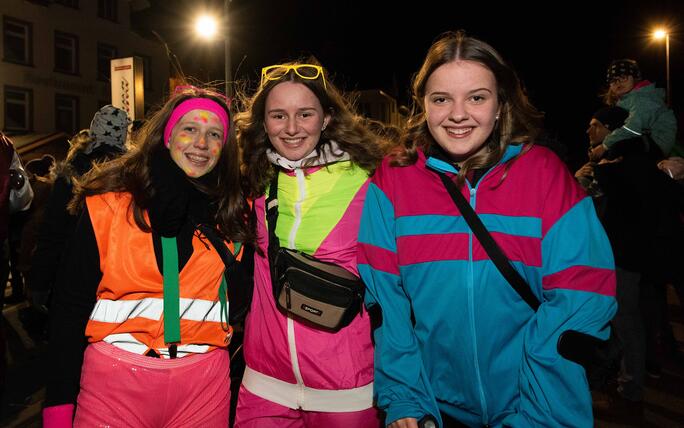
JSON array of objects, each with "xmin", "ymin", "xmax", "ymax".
[
  {"xmin": 653, "ymin": 28, "xmax": 670, "ymax": 105},
  {"xmin": 224, "ymin": 0, "xmax": 232, "ymax": 98},
  {"xmin": 194, "ymin": 0, "xmax": 232, "ymax": 97}
]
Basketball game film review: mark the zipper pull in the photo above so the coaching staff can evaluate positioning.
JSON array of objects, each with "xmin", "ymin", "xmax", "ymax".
[{"xmin": 286, "ymin": 283, "xmax": 291, "ymax": 309}]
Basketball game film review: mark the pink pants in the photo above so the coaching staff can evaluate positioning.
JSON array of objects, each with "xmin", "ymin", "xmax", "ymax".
[
  {"xmin": 234, "ymin": 384, "xmax": 382, "ymax": 428},
  {"xmin": 74, "ymin": 342, "xmax": 230, "ymax": 428}
]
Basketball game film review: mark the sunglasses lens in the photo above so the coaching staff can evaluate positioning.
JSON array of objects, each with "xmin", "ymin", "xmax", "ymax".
[
  {"xmin": 265, "ymin": 66, "xmax": 290, "ymax": 80},
  {"xmin": 295, "ymin": 65, "xmax": 320, "ymax": 79}
]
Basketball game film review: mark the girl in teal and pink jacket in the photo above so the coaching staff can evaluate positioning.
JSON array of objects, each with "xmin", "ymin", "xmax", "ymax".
[{"xmin": 358, "ymin": 32, "xmax": 617, "ymax": 428}]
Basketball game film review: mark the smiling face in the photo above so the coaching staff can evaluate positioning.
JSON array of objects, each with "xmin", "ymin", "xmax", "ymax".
[
  {"xmin": 169, "ymin": 109, "xmax": 224, "ymax": 177},
  {"xmin": 263, "ymin": 81, "xmax": 330, "ymax": 161},
  {"xmin": 424, "ymin": 60, "xmax": 500, "ymax": 165}
]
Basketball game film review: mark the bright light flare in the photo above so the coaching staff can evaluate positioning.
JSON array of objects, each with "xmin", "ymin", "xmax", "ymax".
[
  {"xmin": 653, "ymin": 29, "xmax": 667, "ymax": 40},
  {"xmin": 195, "ymin": 15, "xmax": 219, "ymax": 40}
]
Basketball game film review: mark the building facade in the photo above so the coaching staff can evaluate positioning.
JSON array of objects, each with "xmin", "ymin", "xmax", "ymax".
[
  {"xmin": 0, "ymin": 0, "xmax": 168, "ymax": 137},
  {"xmin": 355, "ymin": 89, "xmax": 405, "ymax": 127}
]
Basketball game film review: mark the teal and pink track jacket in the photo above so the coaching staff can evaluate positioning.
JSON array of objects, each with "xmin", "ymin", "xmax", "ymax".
[{"xmin": 358, "ymin": 144, "xmax": 617, "ymax": 427}]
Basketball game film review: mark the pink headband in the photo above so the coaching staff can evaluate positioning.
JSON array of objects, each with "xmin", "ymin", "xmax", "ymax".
[{"xmin": 163, "ymin": 98, "xmax": 230, "ymax": 147}]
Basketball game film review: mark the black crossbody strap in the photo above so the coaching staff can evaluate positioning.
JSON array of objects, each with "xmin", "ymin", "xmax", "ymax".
[
  {"xmin": 197, "ymin": 224, "xmax": 236, "ymax": 268},
  {"xmin": 437, "ymin": 172, "xmax": 540, "ymax": 311},
  {"xmin": 265, "ymin": 171, "xmax": 281, "ymax": 276}
]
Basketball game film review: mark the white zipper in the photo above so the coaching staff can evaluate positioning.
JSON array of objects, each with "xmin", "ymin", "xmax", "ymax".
[
  {"xmin": 287, "ymin": 168, "xmax": 306, "ymax": 249},
  {"xmin": 287, "ymin": 316, "xmax": 305, "ymax": 407}
]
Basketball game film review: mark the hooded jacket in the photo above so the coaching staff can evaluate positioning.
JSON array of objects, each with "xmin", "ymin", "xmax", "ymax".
[{"xmin": 603, "ymin": 82, "xmax": 677, "ymax": 157}]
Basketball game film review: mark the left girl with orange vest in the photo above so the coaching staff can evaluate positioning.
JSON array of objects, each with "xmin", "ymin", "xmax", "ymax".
[{"xmin": 42, "ymin": 86, "xmax": 253, "ymax": 428}]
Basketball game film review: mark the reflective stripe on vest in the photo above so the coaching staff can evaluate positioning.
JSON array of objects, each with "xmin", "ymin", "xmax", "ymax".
[
  {"xmin": 90, "ymin": 298, "xmax": 225, "ymax": 323},
  {"xmin": 103, "ymin": 333, "xmax": 211, "ymax": 358}
]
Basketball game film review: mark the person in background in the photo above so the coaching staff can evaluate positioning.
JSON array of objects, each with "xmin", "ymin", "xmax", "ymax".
[
  {"xmin": 28, "ymin": 106, "xmax": 128, "ymax": 310},
  {"xmin": 575, "ymin": 106, "xmax": 654, "ymax": 422},
  {"xmin": 233, "ymin": 60, "xmax": 385, "ymax": 427},
  {"xmin": 43, "ymin": 86, "xmax": 252, "ymax": 427},
  {"xmin": 1, "ymin": 132, "xmax": 33, "ymax": 307},
  {"xmin": 0, "ymin": 132, "xmax": 33, "ymax": 402},
  {"xmin": 591, "ymin": 59, "xmax": 676, "ymax": 162},
  {"xmin": 18, "ymin": 155, "xmax": 55, "ymax": 293},
  {"xmin": 358, "ymin": 31, "xmax": 617, "ymax": 427}
]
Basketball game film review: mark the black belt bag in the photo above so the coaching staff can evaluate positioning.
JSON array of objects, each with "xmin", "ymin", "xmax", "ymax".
[
  {"xmin": 266, "ymin": 172, "xmax": 364, "ymax": 332},
  {"xmin": 273, "ymin": 247, "xmax": 364, "ymax": 331}
]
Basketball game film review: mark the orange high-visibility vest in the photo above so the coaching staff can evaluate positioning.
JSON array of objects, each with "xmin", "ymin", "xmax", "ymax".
[{"xmin": 84, "ymin": 192, "xmax": 239, "ymax": 358}]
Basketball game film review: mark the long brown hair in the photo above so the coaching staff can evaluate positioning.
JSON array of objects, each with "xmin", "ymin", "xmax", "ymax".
[
  {"xmin": 235, "ymin": 60, "xmax": 385, "ymax": 198},
  {"xmin": 71, "ymin": 86, "xmax": 252, "ymax": 243},
  {"xmin": 394, "ymin": 31, "xmax": 542, "ymax": 186}
]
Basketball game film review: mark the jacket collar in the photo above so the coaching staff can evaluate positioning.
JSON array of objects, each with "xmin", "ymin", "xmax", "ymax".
[{"xmin": 424, "ymin": 143, "xmax": 523, "ymax": 174}]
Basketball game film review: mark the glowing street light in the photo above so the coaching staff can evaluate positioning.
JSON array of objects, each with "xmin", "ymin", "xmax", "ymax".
[
  {"xmin": 193, "ymin": 3, "xmax": 232, "ymax": 97},
  {"xmin": 194, "ymin": 15, "xmax": 219, "ymax": 40},
  {"xmin": 652, "ymin": 28, "xmax": 670, "ymax": 105}
]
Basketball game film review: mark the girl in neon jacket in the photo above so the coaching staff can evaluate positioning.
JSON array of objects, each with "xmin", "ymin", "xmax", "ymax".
[
  {"xmin": 358, "ymin": 32, "xmax": 617, "ymax": 428},
  {"xmin": 234, "ymin": 61, "xmax": 386, "ymax": 427}
]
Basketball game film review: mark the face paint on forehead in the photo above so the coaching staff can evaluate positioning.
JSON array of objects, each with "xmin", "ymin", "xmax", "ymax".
[{"xmin": 198, "ymin": 111, "xmax": 210, "ymax": 123}]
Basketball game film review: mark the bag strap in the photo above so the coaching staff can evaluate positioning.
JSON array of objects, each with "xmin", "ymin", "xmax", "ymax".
[
  {"xmin": 265, "ymin": 171, "xmax": 282, "ymax": 278},
  {"xmin": 437, "ymin": 172, "xmax": 540, "ymax": 311},
  {"xmin": 197, "ymin": 224, "xmax": 241, "ymax": 330}
]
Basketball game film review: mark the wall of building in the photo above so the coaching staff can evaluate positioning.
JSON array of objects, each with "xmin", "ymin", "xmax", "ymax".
[
  {"xmin": 0, "ymin": 0, "xmax": 168, "ymax": 136},
  {"xmin": 356, "ymin": 89, "xmax": 405, "ymax": 127}
]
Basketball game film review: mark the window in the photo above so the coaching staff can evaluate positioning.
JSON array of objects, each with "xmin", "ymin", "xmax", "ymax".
[
  {"xmin": 4, "ymin": 86, "xmax": 33, "ymax": 133},
  {"xmin": 98, "ymin": 0, "xmax": 118, "ymax": 22},
  {"xmin": 135, "ymin": 54, "xmax": 152, "ymax": 89},
  {"xmin": 3, "ymin": 16, "xmax": 32, "ymax": 65},
  {"xmin": 55, "ymin": 0, "xmax": 79, "ymax": 8},
  {"xmin": 55, "ymin": 94, "xmax": 79, "ymax": 134},
  {"xmin": 54, "ymin": 31, "xmax": 78, "ymax": 74},
  {"xmin": 97, "ymin": 43, "xmax": 117, "ymax": 81}
]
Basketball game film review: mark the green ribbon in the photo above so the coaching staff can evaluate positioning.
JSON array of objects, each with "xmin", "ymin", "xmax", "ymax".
[
  {"xmin": 161, "ymin": 236, "xmax": 181, "ymax": 344},
  {"xmin": 163, "ymin": 237, "xmax": 243, "ymax": 343}
]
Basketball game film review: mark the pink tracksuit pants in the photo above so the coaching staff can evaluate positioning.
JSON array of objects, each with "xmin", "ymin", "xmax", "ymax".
[{"xmin": 74, "ymin": 342, "xmax": 230, "ymax": 427}]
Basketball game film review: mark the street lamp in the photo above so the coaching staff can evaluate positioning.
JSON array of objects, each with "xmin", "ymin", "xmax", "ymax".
[
  {"xmin": 653, "ymin": 28, "xmax": 670, "ymax": 105},
  {"xmin": 193, "ymin": 1, "xmax": 232, "ymax": 98}
]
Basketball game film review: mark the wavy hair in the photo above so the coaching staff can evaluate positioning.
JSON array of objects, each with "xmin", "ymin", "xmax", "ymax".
[
  {"xmin": 235, "ymin": 60, "xmax": 385, "ymax": 197},
  {"xmin": 394, "ymin": 31, "xmax": 542, "ymax": 186},
  {"xmin": 71, "ymin": 86, "xmax": 252, "ymax": 243}
]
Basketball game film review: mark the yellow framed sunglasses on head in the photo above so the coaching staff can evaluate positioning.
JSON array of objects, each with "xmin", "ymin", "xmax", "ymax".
[{"xmin": 260, "ymin": 64, "xmax": 327, "ymax": 89}]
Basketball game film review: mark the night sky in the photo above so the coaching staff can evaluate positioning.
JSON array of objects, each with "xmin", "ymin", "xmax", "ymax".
[{"xmin": 133, "ymin": 0, "xmax": 683, "ymax": 168}]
